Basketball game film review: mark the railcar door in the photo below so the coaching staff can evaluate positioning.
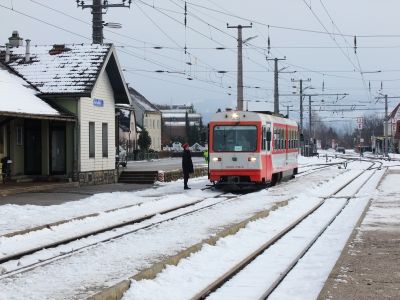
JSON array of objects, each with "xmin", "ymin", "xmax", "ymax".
[
  {"xmin": 265, "ymin": 123, "xmax": 272, "ymax": 180},
  {"xmin": 285, "ymin": 125, "xmax": 288, "ymax": 165}
]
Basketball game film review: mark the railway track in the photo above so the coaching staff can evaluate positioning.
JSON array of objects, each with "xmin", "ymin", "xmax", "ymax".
[
  {"xmin": 296, "ymin": 160, "xmax": 351, "ymax": 177},
  {"xmin": 0, "ymin": 159, "xmax": 365, "ymax": 299},
  {"xmin": 190, "ymin": 161, "xmax": 383, "ymax": 299},
  {"xmin": 0, "ymin": 190, "xmax": 251, "ymax": 279},
  {"xmin": 0, "ymin": 159, "xmax": 356, "ymax": 279}
]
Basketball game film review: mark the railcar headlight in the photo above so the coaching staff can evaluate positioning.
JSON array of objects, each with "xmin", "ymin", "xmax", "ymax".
[
  {"xmin": 248, "ymin": 157, "xmax": 257, "ymax": 162},
  {"xmin": 231, "ymin": 112, "xmax": 239, "ymax": 119},
  {"xmin": 212, "ymin": 157, "xmax": 222, "ymax": 162}
]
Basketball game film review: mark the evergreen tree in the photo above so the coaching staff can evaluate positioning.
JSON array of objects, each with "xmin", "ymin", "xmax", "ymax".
[{"xmin": 138, "ymin": 128, "xmax": 151, "ymax": 152}]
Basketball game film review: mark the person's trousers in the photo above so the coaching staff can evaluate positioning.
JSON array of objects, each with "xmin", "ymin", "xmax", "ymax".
[{"xmin": 183, "ymin": 171, "xmax": 189, "ymax": 187}]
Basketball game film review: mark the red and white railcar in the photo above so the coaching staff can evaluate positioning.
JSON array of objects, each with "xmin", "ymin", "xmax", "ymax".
[{"xmin": 208, "ymin": 110, "xmax": 299, "ymax": 186}]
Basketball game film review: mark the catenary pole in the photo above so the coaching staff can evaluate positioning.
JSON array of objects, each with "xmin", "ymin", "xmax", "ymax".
[
  {"xmin": 291, "ymin": 78, "xmax": 311, "ymax": 134},
  {"xmin": 385, "ymin": 94, "xmax": 388, "ymax": 156},
  {"xmin": 266, "ymin": 57, "xmax": 286, "ymax": 114},
  {"xmin": 227, "ymin": 23, "xmax": 252, "ymax": 111}
]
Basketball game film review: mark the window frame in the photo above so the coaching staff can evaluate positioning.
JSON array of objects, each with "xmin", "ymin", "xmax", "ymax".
[
  {"xmin": 89, "ymin": 122, "xmax": 95, "ymax": 158},
  {"xmin": 102, "ymin": 122, "xmax": 108, "ymax": 158}
]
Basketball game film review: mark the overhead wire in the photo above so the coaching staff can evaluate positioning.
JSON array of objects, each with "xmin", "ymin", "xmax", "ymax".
[
  {"xmin": 320, "ymin": 0, "xmax": 372, "ymax": 102},
  {"xmin": 1, "ymin": 1, "xmax": 239, "ymax": 96}
]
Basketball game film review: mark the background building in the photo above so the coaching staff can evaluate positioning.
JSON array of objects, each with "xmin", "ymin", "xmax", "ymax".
[
  {"xmin": 129, "ymin": 87, "xmax": 161, "ymax": 151},
  {"xmin": 157, "ymin": 104, "xmax": 203, "ymax": 145},
  {"xmin": 388, "ymin": 103, "xmax": 400, "ymax": 152}
]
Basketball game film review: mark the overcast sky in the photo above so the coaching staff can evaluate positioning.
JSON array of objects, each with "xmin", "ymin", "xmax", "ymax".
[{"xmin": 1, "ymin": 0, "xmax": 400, "ymax": 127}]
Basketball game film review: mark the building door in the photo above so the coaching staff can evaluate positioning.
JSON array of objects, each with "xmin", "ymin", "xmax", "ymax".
[
  {"xmin": 25, "ymin": 120, "xmax": 42, "ymax": 175},
  {"xmin": 50, "ymin": 124, "xmax": 66, "ymax": 175}
]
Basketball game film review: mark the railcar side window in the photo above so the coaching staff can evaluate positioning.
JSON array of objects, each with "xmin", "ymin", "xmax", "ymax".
[
  {"xmin": 267, "ymin": 127, "xmax": 271, "ymax": 151},
  {"xmin": 290, "ymin": 130, "xmax": 293, "ymax": 148},
  {"xmin": 283, "ymin": 128, "xmax": 286, "ymax": 149},
  {"xmin": 213, "ymin": 125, "xmax": 257, "ymax": 152}
]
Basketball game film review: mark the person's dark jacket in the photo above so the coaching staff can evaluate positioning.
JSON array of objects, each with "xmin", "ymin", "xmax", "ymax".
[{"xmin": 182, "ymin": 149, "xmax": 194, "ymax": 173}]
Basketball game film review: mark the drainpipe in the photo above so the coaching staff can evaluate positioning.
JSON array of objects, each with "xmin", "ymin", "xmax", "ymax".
[
  {"xmin": 5, "ymin": 43, "xmax": 10, "ymax": 63},
  {"xmin": 25, "ymin": 39, "xmax": 31, "ymax": 62}
]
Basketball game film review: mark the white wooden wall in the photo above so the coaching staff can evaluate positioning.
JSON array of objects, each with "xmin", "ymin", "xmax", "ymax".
[
  {"xmin": 144, "ymin": 113, "xmax": 162, "ymax": 151},
  {"xmin": 79, "ymin": 70, "xmax": 116, "ymax": 172}
]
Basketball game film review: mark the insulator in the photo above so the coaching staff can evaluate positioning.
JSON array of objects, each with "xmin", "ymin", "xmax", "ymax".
[{"xmin": 354, "ymin": 35, "xmax": 357, "ymax": 54}]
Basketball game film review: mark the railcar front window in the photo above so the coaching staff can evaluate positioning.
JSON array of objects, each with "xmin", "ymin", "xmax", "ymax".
[{"xmin": 213, "ymin": 125, "xmax": 257, "ymax": 152}]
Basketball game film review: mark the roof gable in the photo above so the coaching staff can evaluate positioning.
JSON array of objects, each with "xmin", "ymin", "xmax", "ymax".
[
  {"xmin": 104, "ymin": 50, "xmax": 130, "ymax": 104},
  {"xmin": 129, "ymin": 87, "xmax": 159, "ymax": 112},
  {"xmin": 389, "ymin": 103, "xmax": 400, "ymax": 120}
]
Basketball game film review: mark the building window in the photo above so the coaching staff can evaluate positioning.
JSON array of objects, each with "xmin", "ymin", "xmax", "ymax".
[
  {"xmin": 0, "ymin": 127, "xmax": 4, "ymax": 156},
  {"xmin": 16, "ymin": 126, "xmax": 23, "ymax": 146},
  {"xmin": 89, "ymin": 122, "xmax": 95, "ymax": 158},
  {"xmin": 102, "ymin": 123, "xmax": 108, "ymax": 158}
]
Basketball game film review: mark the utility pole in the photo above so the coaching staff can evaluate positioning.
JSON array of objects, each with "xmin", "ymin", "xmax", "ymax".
[
  {"xmin": 266, "ymin": 57, "xmax": 286, "ymax": 114},
  {"xmin": 385, "ymin": 94, "xmax": 388, "ymax": 156},
  {"xmin": 291, "ymin": 78, "xmax": 311, "ymax": 134},
  {"xmin": 309, "ymin": 95, "xmax": 312, "ymax": 140},
  {"xmin": 285, "ymin": 104, "xmax": 293, "ymax": 118},
  {"xmin": 227, "ymin": 23, "xmax": 252, "ymax": 111},
  {"xmin": 77, "ymin": 0, "xmax": 131, "ymax": 44}
]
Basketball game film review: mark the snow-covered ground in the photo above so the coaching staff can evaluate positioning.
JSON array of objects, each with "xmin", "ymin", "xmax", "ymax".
[
  {"xmin": 122, "ymin": 166, "xmax": 385, "ymax": 300},
  {"xmin": 0, "ymin": 155, "xmax": 397, "ymax": 300}
]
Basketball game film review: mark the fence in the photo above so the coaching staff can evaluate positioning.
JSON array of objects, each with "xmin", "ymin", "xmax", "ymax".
[{"xmin": 127, "ymin": 151, "xmax": 205, "ymax": 161}]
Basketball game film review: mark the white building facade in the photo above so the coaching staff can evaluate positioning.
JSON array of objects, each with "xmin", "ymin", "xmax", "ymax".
[{"xmin": 2, "ymin": 38, "xmax": 132, "ymax": 185}]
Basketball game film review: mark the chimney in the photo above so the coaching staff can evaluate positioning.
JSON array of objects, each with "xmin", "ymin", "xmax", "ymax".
[
  {"xmin": 8, "ymin": 31, "xmax": 23, "ymax": 48},
  {"xmin": 5, "ymin": 43, "xmax": 10, "ymax": 63},
  {"xmin": 49, "ymin": 44, "xmax": 70, "ymax": 55},
  {"xmin": 25, "ymin": 39, "xmax": 31, "ymax": 62}
]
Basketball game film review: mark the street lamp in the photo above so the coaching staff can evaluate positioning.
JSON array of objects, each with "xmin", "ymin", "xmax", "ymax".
[{"xmin": 243, "ymin": 35, "xmax": 258, "ymax": 44}]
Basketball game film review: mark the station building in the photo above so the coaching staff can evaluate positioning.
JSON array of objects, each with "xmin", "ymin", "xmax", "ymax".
[{"xmin": 0, "ymin": 32, "xmax": 134, "ymax": 185}]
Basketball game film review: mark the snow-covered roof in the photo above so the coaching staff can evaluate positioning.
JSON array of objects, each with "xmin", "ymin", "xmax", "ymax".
[
  {"xmin": 162, "ymin": 112, "xmax": 202, "ymax": 118},
  {"xmin": 164, "ymin": 121, "xmax": 200, "ymax": 126},
  {"xmin": 0, "ymin": 66, "xmax": 61, "ymax": 116},
  {"xmin": 389, "ymin": 103, "xmax": 400, "ymax": 120},
  {"xmin": 3, "ymin": 44, "xmax": 111, "ymax": 95},
  {"xmin": 129, "ymin": 87, "xmax": 159, "ymax": 113}
]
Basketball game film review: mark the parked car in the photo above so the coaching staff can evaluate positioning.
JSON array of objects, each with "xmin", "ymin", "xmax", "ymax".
[
  {"xmin": 336, "ymin": 147, "xmax": 345, "ymax": 154},
  {"xmin": 116, "ymin": 146, "xmax": 128, "ymax": 167}
]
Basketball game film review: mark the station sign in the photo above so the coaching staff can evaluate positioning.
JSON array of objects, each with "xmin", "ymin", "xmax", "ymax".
[{"xmin": 93, "ymin": 98, "xmax": 104, "ymax": 107}]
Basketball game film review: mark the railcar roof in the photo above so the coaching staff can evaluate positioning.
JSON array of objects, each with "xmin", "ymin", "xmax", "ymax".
[{"xmin": 209, "ymin": 111, "xmax": 298, "ymax": 127}]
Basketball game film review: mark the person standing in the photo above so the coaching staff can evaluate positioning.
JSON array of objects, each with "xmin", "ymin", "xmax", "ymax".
[{"xmin": 182, "ymin": 143, "xmax": 194, "ymax": 189}]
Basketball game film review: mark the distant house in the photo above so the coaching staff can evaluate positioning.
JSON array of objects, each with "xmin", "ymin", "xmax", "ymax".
[
  {"xmin": 116, "ymin": 103, "xmax": 137, "ymax": 152},
  {"xmin": 129, "ymin": 87, "xmax": 161, "ymax": 151},
  {"xmin": 388, "ymin": 102, "xmax": 400, "ymax": 152},
  {"xmin": 157, "ymin": 104, "xmax": 202, "ymax": 145},
  {"xmin": 0, "ymin": 32, "xmax": 133, "ymax": 185}
]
